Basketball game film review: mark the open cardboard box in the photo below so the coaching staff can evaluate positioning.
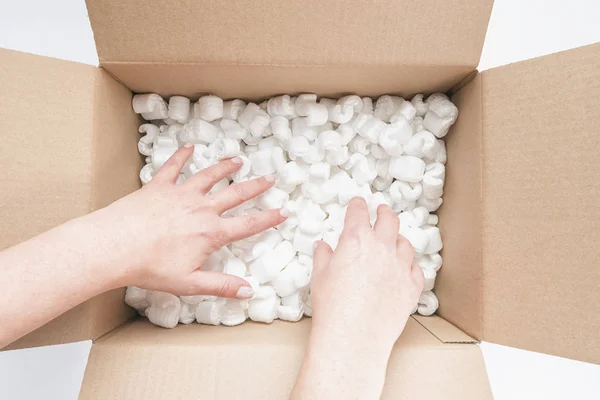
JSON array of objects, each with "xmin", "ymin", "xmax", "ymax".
[{"xmin": 1, "ymin": 0, "xmax": 598, "ymax": 398}]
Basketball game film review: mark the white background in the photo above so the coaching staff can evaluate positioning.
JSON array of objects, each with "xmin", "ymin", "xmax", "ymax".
[{"xmin": 0, "ymin": 0, "xmax": 599, "ymax": 399}]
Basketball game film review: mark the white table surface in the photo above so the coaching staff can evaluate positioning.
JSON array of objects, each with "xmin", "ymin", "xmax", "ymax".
[{"xmin": 1, "ymin": 0, "xmax": 599, "ymax": 399}]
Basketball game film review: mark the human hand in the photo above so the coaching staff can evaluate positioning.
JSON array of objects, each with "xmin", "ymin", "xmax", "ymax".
[
  {"xmin": 93, "ymin": 144, "xmax": 287, "ymax": 299},
  {"xmin": 310, "ymin": 197, "xmax": 424, "ymax": 348}
]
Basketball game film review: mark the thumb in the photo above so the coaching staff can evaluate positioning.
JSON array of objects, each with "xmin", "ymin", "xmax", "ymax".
[
  {"xmin": 313, "ymin": 240, "xmax": 333, "ymax": 273},
  {"xmin": 174, "ymin": 270, "xmax": 254, "ymax": 299}
]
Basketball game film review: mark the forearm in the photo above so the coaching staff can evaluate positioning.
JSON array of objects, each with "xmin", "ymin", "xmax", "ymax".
[
  {"xmin": 0, "ymin": 212, "xmax": 122, "ymax": 347},
  {"xmin": 290, "ymin": 324, "xmax": 393, "ymax": 400}
]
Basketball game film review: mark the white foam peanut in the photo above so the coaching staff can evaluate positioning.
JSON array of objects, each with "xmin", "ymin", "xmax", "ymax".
[
  {"xmin": 293, "ymin": 230, "xmax": 320, "ymax": 255},
  {"xmin": 417, "ymin": 291, "xmax": 439, "ymax": 316},
  {"xmin": 222, "ymin": 99, "xmax": 246, "ymax": 120},
  {"xmin": 423, "ymin": 226, "xmax": 443, "ymax": 254},
  {"xmin": 223, "ymin": 257, "xmax": 247, "ymax": 277},
  {"xmin": 179, "ymin": 118, "xmax": 219, "ymax": 144},
  {"xmin": 146, "ymin": 291, "xmax": 181, "ymax": 329},
  {"xmin": 220, "ymin": 299, "xmax": 248, "ymax": 326},
  {"xmin": 249, "ymin": 149, "xmax": 276, "ymax": 176},
  {"xmin": 195, "ymin": 300, "xmax": 224, "ymax": 325},
  {"xmin": 124, "ymin": 286, "xmax": 150, "ymax": 311},
  {"xmin": 195, "ymin": 95, "xmax": 224, "ymax": 122},
  {"xmin": 388, "ymin": 156, "xmax": 426, "ymax": 182},
  {"xmin": 179, "ymin": 302, "xmax": 197, "ymax": 325},
  {"xmin": 168, "ymin": 96, "xmax": 191, "ymax": 123},
  {"xmin": 278, "ymin": 161, "xmax": 309, "ymax": 185},
  {"xmin": 422, "ymin": 268, "xmax": 436, "ymax": 292},
  {"xmin": 248, "ymin": 296, "xmax": 280, "ymax": 323},
  {"xmin": 257, "ymin": 186, "xmax": 289, "ymax": 210},
  {"xmin": 132, "ymin": 93, "xmax": 168, "ymax": 120}
]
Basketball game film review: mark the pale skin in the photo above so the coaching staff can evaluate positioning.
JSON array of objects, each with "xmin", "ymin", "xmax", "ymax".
[{"xmin": 0, "ymin": 144, "xmax": 423, "ymax": 399}]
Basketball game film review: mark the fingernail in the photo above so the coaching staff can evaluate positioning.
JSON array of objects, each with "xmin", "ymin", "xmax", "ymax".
[
  {"xmin": 236, "ymin": 286, "xmax": 254, "ymax": 299},
  {"xmin": 184, "ymin": 143, "xmax": 194, "ymax": 148},
  {"xmin": 279, "ymin": 208, "xmax": 290, "ymax": 218},
  {"xmin": 265, "ymin": 174, "xmax": 277, "ymax": 183},
  {"xmin": 231, "ymin": 156, "xmax": 243, "ymax": 164}
]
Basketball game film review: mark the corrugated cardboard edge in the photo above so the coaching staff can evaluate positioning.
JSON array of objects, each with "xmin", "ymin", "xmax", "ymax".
[
  {"xmin": 449, "ymin": 69, "xmax": 479, "ymax": 97},
  {"xmin": 412, "ymin": 315, "xmax": 477, "ymax": 344}
]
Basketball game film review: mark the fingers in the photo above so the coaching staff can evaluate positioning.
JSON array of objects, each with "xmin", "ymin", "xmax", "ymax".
[
  {"xmin": 373, "ymin": 204, "xmax": 399, "ymax": 244},
  {"xmin": 313, "ymin": 240, "xmax": 333, "ymax": 274},
  {"xmin": 397, "ymin": 235, "xmax": 415, "ymax": 266},
  {"xmin": 172, "ymin": 270, "xmax": 254, "ymax": 299},
  {"xmin": 210, "ymin": 176, "xmax": 275, "ymax": 215},
  {"xmin": 342, "ymin": 197, "xmax": 370, "ymax": 233},
  {"xmin": 184, "ymin": 157, "xmax": 242, "ymax": 194},
  {"xmin": 217, "ymin": 209, "xmax": 287, "ymax": 243},
  {"xmin": 151, "ymin": 144, "xmax": 194, "ymax": 184}
]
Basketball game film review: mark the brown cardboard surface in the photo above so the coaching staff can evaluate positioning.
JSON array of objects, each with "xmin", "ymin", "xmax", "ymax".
[
  {"xmin": 437, "ymin": 73, "xmax": 484, "ymax": 340},
  {"xmin": 0, "ymin": 48, "xmax": 95, "ymax": 251},
  {"xmin": 102, "ymin": 63, "xmax": 473, "ymax": 102},
  {"xmin": 412, "ymin": 315, "xmax": 476, "ymax": 343},
  {"xmin": 0, "ymin": 49, "xmax": 139, "ymax": 350},
  {"xmin": 87, "ymin": 0, "xmax": 493, "ymax": 67},
  {"xmin": 90, "ymin": 69, "xmax": 143, "ymax": 211},
  {"xmin": 479, "ymin": 43, "xmax": 600, "ymax": 364},
  {"xmin": 80, "ymin": 318, "xmax": 492, "ymax": 399}
]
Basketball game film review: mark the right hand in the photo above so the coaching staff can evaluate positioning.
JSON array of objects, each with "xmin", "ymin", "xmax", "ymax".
[{"xmin": 310, "ymin": 197, "xmax": 424, "ymax": 347}]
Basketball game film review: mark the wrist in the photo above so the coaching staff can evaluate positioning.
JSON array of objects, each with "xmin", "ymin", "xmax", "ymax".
[
  {"xmin": 64, "ymin": 211, "xmax": 131, "ymax": 291},
  {"xmin": 295, "ymin": 321, "xmax": 393, "ymax": 400},
  {"xmin": 309, "ymin": 321, "xmax": 395, "ymax": 361}
]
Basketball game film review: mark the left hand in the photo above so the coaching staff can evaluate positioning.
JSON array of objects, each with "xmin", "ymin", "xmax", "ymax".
[{"xmin": 90, "ymin": 144, "xmax": 287, "ymax": 299}]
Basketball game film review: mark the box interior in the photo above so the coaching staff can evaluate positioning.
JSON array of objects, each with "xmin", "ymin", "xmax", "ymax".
[
  {"xmin": 3, "ymin": 42, "xmax": 600, "ymax": 365},
  {"xmin": 2, "ymin": 0, "xmax": 599, "ymax": 396},
  {"xmin": 3, "ymin": 38, "xmax": 600, "ymax": 362}
]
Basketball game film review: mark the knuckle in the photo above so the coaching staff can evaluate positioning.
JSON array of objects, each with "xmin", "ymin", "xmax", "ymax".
[
  {"xmin": 184, "ymin": 282, "xmax": 201, "ymax": 296},
  {"xmin": 245, "ymin": 215, "xmax": 262, "ymax": 235},
  {"xmin": 205, "ymin": 167, "xmax": 221, "ymax": 183},
  {"xmin": 203, "ymin": 195, "xmax": 218, "ymax": 208},
  {"xmin": 212, "ymin": 228, "xmax": 230, "ymax": 247},
  {"xmin": 214, "ymin": 280, "xmax": 232, "ymax": 297},
  {"xmin": 231, "ymin": 183, "xmax": 248, "ymax": 201},
  {"xmin": 198, "ymin": 228, "xmax": 227, "ymax": 250},
  {"xmin": 341, "ymin": 226, "xmax": 364, "ymax": 242}
]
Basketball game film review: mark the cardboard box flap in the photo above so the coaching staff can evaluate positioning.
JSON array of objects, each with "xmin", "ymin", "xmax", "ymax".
[
  {"xmin": 101, "ymin": 63, "xmax": 475, "ymax": 103},
  {"xmin": 479, "ymin": 43, "xmax": 600, "ymax": 364},
  {"xmin": 80, "ymin": 318, "xmax": 492, "ymax": 399},
  {"xmin": 412, "ymin": 315, "xmax": 477, "ymax": 343},
  {"xmin": 86, "ymin": 0, "xmax": 493, "ymax": 67},
  {"xmin": 0, "ymin": 49, "xmax": 140, "ymax": 350},
  {"xmin": 0, "ymin": 48, "xmax": 96, "ymax": 250}
]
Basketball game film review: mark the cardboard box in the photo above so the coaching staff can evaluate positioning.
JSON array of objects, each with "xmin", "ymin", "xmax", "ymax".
[{"xmin": 0, "ymin": 0, "xmax": 598, "ymax": 398}]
